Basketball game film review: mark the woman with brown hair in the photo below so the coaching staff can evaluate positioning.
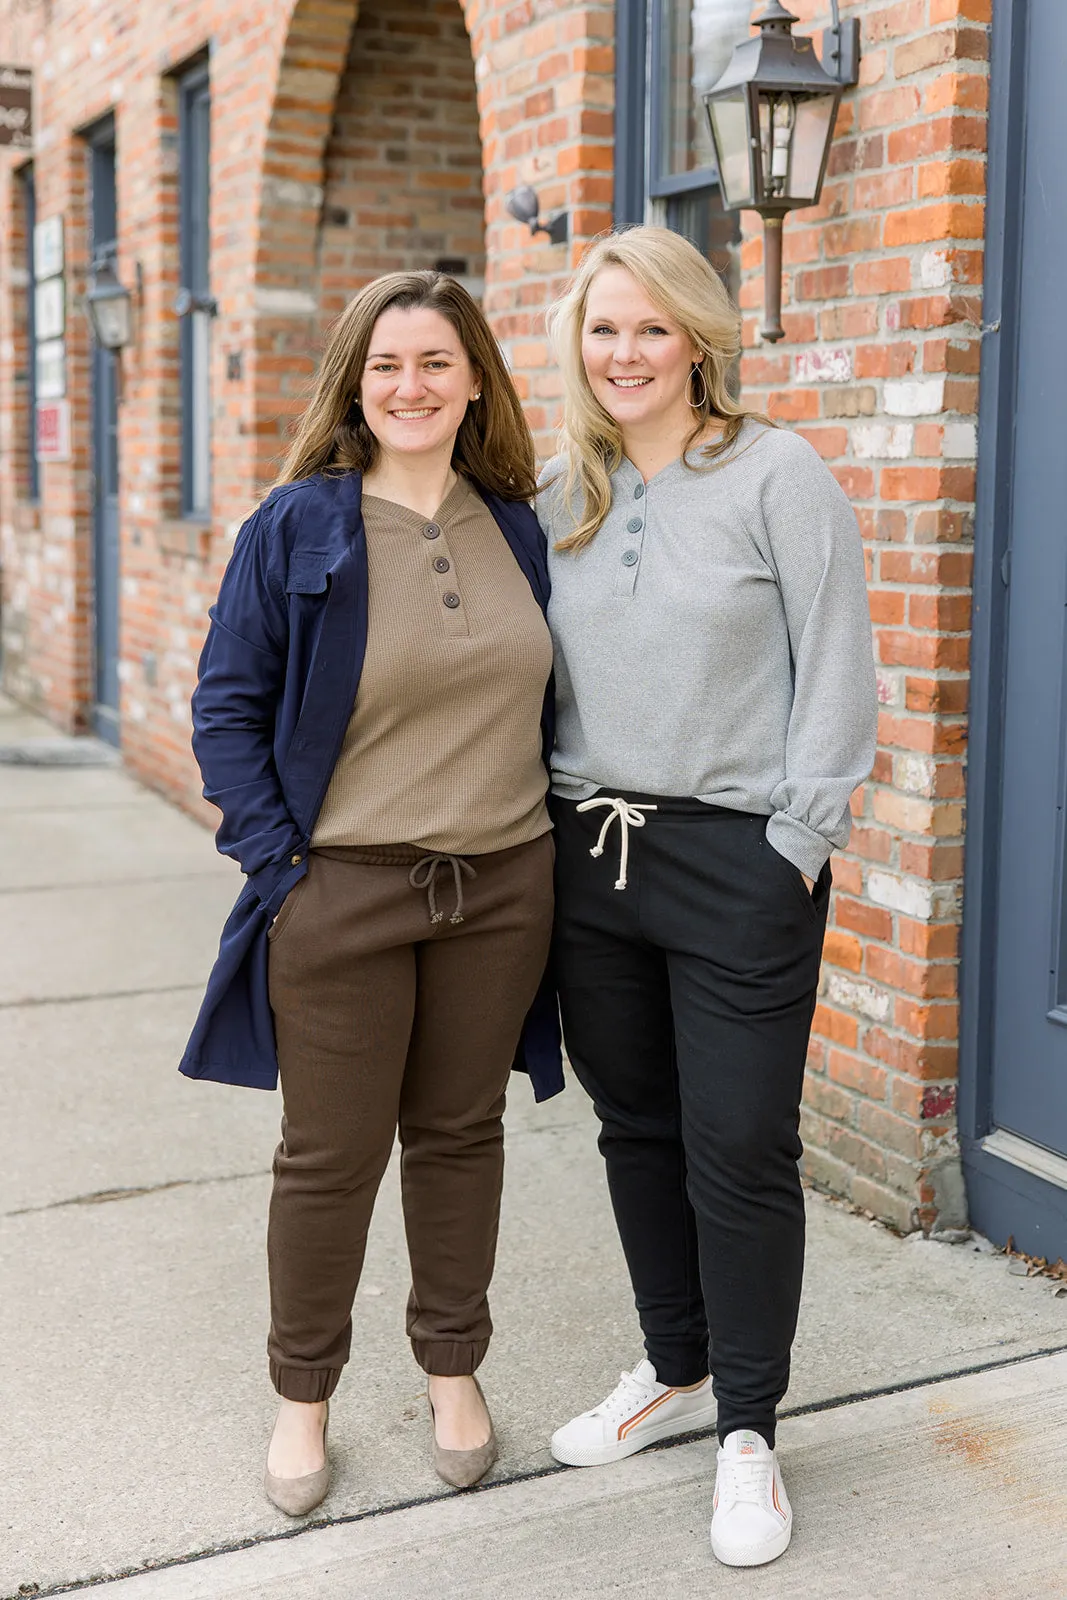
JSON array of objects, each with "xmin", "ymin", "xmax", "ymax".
[{"xmin": 180, "ymin": 271, "xmax": 561, "ymax": 1516}]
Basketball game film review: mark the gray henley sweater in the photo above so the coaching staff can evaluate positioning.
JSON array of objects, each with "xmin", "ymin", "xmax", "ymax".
[{"xmin": 538, "ymin": 420, "xmax": 878, "ymax": 880}]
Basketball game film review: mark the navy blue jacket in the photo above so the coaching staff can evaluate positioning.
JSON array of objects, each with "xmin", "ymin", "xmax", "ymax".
[{"xmin": 179, "ymin": 469, "xmax": 563, "ymax": 1101}]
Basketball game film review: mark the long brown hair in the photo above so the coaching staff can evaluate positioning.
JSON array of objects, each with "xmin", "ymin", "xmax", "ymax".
[
  {"xmin": 545, "ymin": 227, "xmax": 770, "ymax": 552},
  {"xmin": 272, "ymin": 271, "xmax": 537, "ymax": 501}
]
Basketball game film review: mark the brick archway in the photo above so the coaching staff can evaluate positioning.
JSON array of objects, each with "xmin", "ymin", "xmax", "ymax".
[
  {"xmin": 252, "ymin": 0, "xmax": 361, "ymax": 485},
  {"xmin": 253, "ymin": 0, "xmax": 489, "ymax": 485}
]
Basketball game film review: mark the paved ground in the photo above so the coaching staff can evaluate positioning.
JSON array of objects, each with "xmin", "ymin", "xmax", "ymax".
[{"xmin": 2, "ymin": 690, "xmax": 1066, "ymax": 1599}]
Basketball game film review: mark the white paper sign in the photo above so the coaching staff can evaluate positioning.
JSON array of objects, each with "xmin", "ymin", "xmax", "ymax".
[
  {"xmin": 33, "ymin": 215, "xmax": 63, "ymax": 280},
  {"xmin": 36, "ymin": 337, "xmax": 65, "ymax": 399},
  {"xmin": 34, "ymin": 276, "xmax": 64, "ymax": 340}
]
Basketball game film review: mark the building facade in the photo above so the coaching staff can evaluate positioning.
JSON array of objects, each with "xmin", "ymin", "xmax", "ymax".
[{"xmin": 4, "ymin": 0, "xmax": 1062, "ymax": 1258}]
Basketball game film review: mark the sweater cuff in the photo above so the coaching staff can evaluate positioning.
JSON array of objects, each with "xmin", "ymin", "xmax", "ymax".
[
  {"xmin": 765, "ymin": 812, "xmax": 834, "ymax": 881},
  {"xmin": 249, "ymin": 847, "xmax": 311, "ymax": 918}
]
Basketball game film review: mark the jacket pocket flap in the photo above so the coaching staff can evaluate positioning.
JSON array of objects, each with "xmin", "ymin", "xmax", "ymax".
[{"xmin": 285, "ymin": 551, "xmax": 331, "ymax": 595}]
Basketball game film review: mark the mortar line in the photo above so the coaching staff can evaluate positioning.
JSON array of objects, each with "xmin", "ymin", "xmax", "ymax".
[{"xmin": 16, "ymin": 1340, "xmax": 1067, "ymax": 1600}]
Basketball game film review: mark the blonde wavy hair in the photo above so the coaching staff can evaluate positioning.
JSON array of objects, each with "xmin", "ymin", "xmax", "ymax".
[
  {"xmin": 271, "ymin": 271, "xmax": 537, "ymax": 501},
  {"xmin": 545, "ymin": 226, "xmax": 770, "ymax": 552}
]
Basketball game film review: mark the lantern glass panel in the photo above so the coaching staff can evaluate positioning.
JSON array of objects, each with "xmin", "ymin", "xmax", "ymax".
[
  {"xmin": 659, "ymin": 0, "xmax": 752, "ymax": 178},
  {"xmin": 707, "ymin": 90, "xmax": 753, "ymax": 207},
  {"xmin": 789, "ymin": 94, "xmax": 837, "ymax": 200},
  {"xmin": 89, "ymin": 292, "xmax": 130, "ymax": 350}
]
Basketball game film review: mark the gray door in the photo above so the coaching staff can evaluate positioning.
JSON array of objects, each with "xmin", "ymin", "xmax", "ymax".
[
  {"xmin": 986, "ymin": 4, "xmax": 1067, "ymax": 1189},
  {"xmin": 91, "ymin": 129, "xmax": 120, "ymax": 745}
]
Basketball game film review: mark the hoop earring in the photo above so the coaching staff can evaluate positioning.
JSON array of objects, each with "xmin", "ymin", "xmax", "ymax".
[{"xmin": 686, "ymin": 364, "xmax": 708, "ymax": 410}]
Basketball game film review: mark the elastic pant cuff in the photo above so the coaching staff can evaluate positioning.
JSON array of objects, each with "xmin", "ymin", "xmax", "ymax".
[
  {"xmin": 412, "ymin": 1336, "xmax": 491, "ymax": 1377},
  {"xmin": 270, "ymin": 1360, "xmax": 342, "ymax": 1404}
]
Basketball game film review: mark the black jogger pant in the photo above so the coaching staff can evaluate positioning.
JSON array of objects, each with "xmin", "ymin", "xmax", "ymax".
[{"xmin": 552, "ymin": 792, "xmax": 829, "ymax": 1448}]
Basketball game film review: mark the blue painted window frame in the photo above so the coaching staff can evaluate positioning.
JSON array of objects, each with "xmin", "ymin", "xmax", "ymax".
[
  {"xmin": 21, "ymin": 164, "xmax": 39, "ymax": 502},
  {"xmin": 179, "ymin": 61, "xmax": 211, "ymax": 519}
]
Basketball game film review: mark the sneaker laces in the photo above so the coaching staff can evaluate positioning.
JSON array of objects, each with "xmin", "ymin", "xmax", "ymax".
[
  {"xmin": 593, "ymin": 1368, "xmax": 658, "ymax": 1421},
  {"xmin": 717, "ymin": 1455, "xmax": 774, "ymax": 1510}
]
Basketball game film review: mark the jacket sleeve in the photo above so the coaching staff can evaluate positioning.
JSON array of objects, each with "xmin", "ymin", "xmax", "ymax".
[
  {"xmin": 759, "ymin": 435, "xmax": 878, "ymax": 880},
  {"xmin": 191, "ymin": 503, "xmax": 308, "ymax": 912}
]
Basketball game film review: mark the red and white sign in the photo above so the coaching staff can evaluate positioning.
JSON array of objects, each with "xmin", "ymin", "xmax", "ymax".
[{"xmin": 35, "ymin": 399, "xmax": 70, "ymax": 462}]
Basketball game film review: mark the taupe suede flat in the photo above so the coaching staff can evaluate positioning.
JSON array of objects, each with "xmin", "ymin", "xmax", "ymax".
[
  {"xmin": 428, "ymin": 1378, "xmax": 498, "ymax": 1489},
  {"xmin": 264, "ymin": 1403, "xmax": 330, "ymax": 1517}
]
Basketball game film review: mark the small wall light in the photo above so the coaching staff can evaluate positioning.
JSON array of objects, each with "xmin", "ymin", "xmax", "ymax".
[
  {"xmin": 703, "ymin": 0, "xmax": 860, "ymax": 342},
  {"xmin": 505, "ymin": 185, "xmax": 569, "ymax": 246},
  {"xmin": 86, "ymin": 251, "xmax": 134, "ymax": 351}
]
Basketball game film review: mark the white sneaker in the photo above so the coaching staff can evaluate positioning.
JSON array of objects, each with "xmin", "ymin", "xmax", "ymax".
[
  {"xmin": 550, "ymin": 1359, "xmax": 716, "ymax": 1467},
  {"xmin": 710, "ymin": 1429, "xmax": 792, "ymax": 1567}
]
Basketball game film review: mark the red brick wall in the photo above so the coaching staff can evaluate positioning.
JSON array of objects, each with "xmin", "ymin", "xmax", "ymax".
[
  {"xmin": 473, "ymin": 0, "xmax": 615, "ymax": 450},
  {"xmin": 737, "ymin": 0, "xmax": 989, "ymax": 1231}
]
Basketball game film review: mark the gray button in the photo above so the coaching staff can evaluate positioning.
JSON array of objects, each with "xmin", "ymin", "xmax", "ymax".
[
  {"xmin": 433, "ymin": 557, "xmax": 451, "ymax": 573},
  {"xmin": 627, "ymin": 517, "xmax": 643, "ymax": 533},
  {"xmin": 442, "ymin": 591, "xmax": 461, "ymax": 609},
  {"xmin": 621, "ymin": 549, "xmax": 639, "ymax": 567},
  {"xmin": 423, "ymin": 523, "xmax": 441, "ymax": 540},
  {"xmin": 633, "ymin": 483, "xmax": 644, "ymax": 499}
]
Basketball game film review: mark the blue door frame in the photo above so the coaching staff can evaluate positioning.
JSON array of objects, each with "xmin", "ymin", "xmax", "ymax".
[
  {"xmin": 89, "ymin": 119, "xmax": 121, "ymax": 747},
  {"xmin": 960, "ymin": 0, "xmax": 1067, "ymax": 1259}
]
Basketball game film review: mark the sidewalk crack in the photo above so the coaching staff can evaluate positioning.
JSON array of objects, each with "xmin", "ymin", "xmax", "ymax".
[{"xmin": 4, "ymin": 1168, "xmax": 270, "ymax": 1218}]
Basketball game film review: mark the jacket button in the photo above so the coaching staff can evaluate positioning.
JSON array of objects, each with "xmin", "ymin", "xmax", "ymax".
[
  {"xmin": 433, "ymin": 556, "xmax": 450, "ymax": 573},
  {"xmin": 442, "ymin": 591, "xmax": 461, "ymax": 609},
  {"xmin": 290, "ymin": 853, "xmax": 303, "ymax": 866},
  {"xmin": 423, "ymin": 523, "xmax": 441, "ymax": 539},
  {"xmin": 621, "ymin": 549, "xmax": 639, "ymax": 567},
  {"xmin": 627, "ymin": 517, "xmax": 643, "ymax": 533}
]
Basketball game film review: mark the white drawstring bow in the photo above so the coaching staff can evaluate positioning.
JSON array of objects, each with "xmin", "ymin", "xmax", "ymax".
[{"xmin": 576, "ymin": 796, "xmax": 658, "ymax": 891}]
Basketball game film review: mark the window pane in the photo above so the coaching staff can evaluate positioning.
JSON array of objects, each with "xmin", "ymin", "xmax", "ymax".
[
  {"xmin": 658, "ymin": 0, "xmax": 752, "ymax": 178},
  {"xmin": 665, "ymin": 187, "xmax": 740, "ymax": 306}
]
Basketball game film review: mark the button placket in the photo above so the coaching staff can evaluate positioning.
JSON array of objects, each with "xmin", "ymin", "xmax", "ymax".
[
  {"xmin": 614, "ymin": 499, "xmax": 646, "ymax": 598},
  {"xmin": 424, "ymin": 526, "xmax": 469, "ymax": 637}
]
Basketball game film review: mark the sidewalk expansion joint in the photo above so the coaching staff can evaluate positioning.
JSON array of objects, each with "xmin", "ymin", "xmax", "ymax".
[
  {"xmin": 0, "ymin": 872, "xmax": 223, "ymax": 897},
  {"xmin": 0, "ymin": 984, "xmax": 202, "ymax": 1012},
  {"xmin": 4, "ymin": 1169, "xmax": 270, "ymax": 1219},
  {"xmin": 16, "ymin": 1339, "xmax": 1067, "ymax": 1600}
]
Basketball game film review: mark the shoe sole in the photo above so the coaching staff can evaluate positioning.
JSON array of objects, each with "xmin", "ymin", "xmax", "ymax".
[
  {"xmin": 710, "ymin": 1517, "xmax": 791, "ymax": 1567},
  {"xmin": 550, "ymin": 1400, "xmax": 718, "ymax": 1467}
]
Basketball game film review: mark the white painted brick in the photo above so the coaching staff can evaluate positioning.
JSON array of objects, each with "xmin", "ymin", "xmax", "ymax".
[
  {"xmin": 852, "ymin": 423, "xmax": 913, "ymax": 460},
  {"xmin": 795, "ymin": 347, "xmax": 852, "ymax": 384},
  {"xmin": 942, "ymin": 421, "xmax": 977, "ymax": 458},
  {"xmin": 876, "ymin": 669, "xmax": 903, "ymax": 707},
  {"xmin": 884, "ymin": 378, "xmax": 945, "ymax": 417},
  {"xmin": 894, "ymin": 753, "xmax": 937, "ymax": 796},
  {"xmin": 920, "ymin": 250, "xmax": 951, "ymax": 289},
  {"xmin": 868, "ymin": 871, "xmax": 960, "ymax": 922},
  {"xmin": 825, "ymin": 972, "xmax": 892, "ymax": 1022}
]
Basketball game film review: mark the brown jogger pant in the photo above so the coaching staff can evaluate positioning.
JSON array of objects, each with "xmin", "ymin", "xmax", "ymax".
[{"xmin": 265, "ymin": 832, "xmax": 554, "ymax": 1403}]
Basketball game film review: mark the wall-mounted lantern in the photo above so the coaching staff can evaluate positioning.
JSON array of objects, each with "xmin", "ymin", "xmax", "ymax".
[
  {"xmin": 86, "ymin": 251, "xmax": 134, "ymax": 350},
  {"xmin": 703, "ymin": 0, "xmax": 860, "ymax": 342},
  {"xmin": 505, "ymin": 185, "xmax": 569, "ymax": 246}
]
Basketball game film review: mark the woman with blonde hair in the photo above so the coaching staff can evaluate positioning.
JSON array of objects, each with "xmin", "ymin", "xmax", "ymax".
[
  {"xmin": 539, "ymin": 227, "xmax": 876, "ymax": 1567},
  {"xmin": 181, "ymin": 270, "xmax": 561, "ymax": 1515}
]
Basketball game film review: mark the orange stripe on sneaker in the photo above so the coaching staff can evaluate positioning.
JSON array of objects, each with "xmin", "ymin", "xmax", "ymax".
[
  {"xmin": 772, "ymin": 1475, "xmax": 784, "ymax": 1519},
  {"xmin": 617, "ymin": 1388, "xmax": 678, "ymax": 1441}
]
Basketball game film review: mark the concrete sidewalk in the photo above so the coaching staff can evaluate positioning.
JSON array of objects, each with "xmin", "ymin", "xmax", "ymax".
[{"xmin": 2, "ymin": 690, "xmax": 1066, "ymax": 1599}]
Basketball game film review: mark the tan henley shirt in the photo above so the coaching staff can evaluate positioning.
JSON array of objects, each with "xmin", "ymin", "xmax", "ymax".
[{"xmin": 312, "ymin": 474, "xmax": 552, "ymax": 855}]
